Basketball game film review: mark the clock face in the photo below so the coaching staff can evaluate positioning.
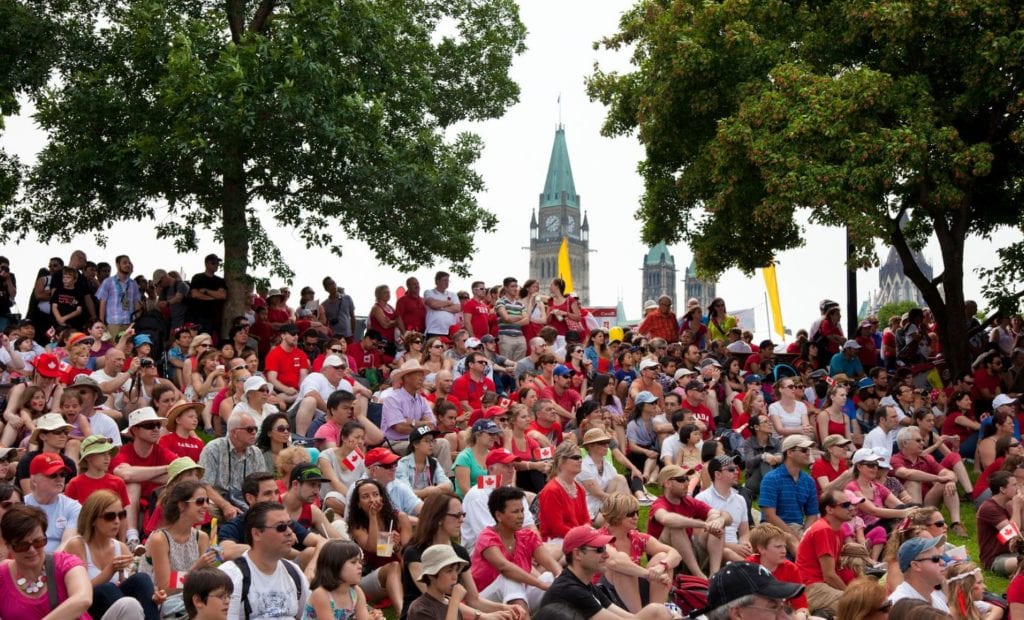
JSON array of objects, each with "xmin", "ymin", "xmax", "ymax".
[
  {"xmin": 545, "ymin": 215, "xmax": 560, "ymax": 233},
  {"xmin": 567, "ymin": 215, "xmax": 576, "ymax": 233}
]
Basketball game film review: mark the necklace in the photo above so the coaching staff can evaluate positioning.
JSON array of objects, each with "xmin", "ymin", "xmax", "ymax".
[{"xmin": 16, "ymin": 569, "xmax": 46, "ymax": 595}]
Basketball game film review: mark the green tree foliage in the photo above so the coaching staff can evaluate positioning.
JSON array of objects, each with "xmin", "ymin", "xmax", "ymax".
[
  {"xmin": 877, "ymin": 301, "xmax": 919, "ymax": 330},
  {"xmin": 587, "ymin": 0, "xmax": 1024, "ymax": 374},
  {"xmin": 1, "ymin": 0, "xmax": 526, "ymax": 326}
]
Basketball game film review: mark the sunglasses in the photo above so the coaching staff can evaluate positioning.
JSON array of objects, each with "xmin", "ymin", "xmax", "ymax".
[
  {"xmin": 10, "ymin": 537, "xmax": 47, "ymax": 553},
  {"xmin": 185, "ymin": 497, "xmax": 208, "ymax": 506},
  {"xmin": 565, "ymin": 455, "xmax": 583, "ymax": 461},
  {"xmin": 231, "ymin": 365, "xmax": 246, "ymax": 372},
  {"xmin": 626, "ymin": 511, "xmax": 640, "ymax": 518},
  {"xmin": 330, "ymin": 348, "xmax": 344, "ymax": 353},
  {"xmin": 43, "ymin": 428, "xmax": 70, "ymax": 436},
  {"xmin": 374, "ymin": 462, "xmax": 398, "ymax": 470},
  {"xmin": 669, "ymin": 476, "xmax": 689, "ymax": 483},
  {"xmin": 913, "ymin": 555, "xmax": 943, "ymax": 564},
  {"xmin": 260, "ymin": 521, "xmax": 293, "ymax": 533},
  {"xmin": 100, "ymin": 510, "xmax": 128, "ymax": 522},
  {"xmin": 239, "ymin": 426, "xmax": 258, "ymax": 434},
  {"xmin": 930, "ymin": 520, "xmax": 946, "ymax": 528},
  {"xmin": 793, "ymin": 447, "xmax": 810, "ymax": 453},
  {"xmin": 274, "ymin": 426, "xmax": 290, "ymax": 433},
  {"xmin": 135, "ymin": 422, "xmax": 162, "ymax": 431},
  {"xmin": 45, "ymin": 472, "xmax": 67, "ymax": 480},
  {"xmin": 582, "ymin": 545, "xmax": 607, "ymax": 553},
  {"xmin": 431, "ymin": 344, "xmax": 444, "ymax": 349},
  {"xmin": 839, "ymin": 501, "xmax": 853, "ymax": 509},
  {"xmin": 861, "ymin": 462, "xmax": 879, "ymax": 468},
  {"xmin": 447, "ymin": 512, "xmax": 467, "ymax": 519}
]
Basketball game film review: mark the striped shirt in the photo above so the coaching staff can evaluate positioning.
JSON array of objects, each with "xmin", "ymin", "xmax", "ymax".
[
  {"xmin": 495, "ymin": 297, "xmax": 525, "ymax": 335},
  {"xmin": 758, "ymin": 465, "xmax": 818, "ymax": 526}
]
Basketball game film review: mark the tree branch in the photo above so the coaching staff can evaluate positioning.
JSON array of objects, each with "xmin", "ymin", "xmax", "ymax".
[
  {"xmin": 227, "ymin": 0, "xmax": 244, "ymax": 44},
  {"xmin": 249, "ymin": 0, "xmax": 276, "ymax": 34}
]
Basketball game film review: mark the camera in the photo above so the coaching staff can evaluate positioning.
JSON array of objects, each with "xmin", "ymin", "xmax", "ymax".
[{"xmin": 140, "ymin": 358, "xmax": 154, "ymax": 368}]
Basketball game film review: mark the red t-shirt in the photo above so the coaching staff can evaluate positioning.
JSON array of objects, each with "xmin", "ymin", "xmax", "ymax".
[
  {"xmin": 942, "ymin": 410, "xmax": 977, "ymax": 443},
  {"xmin": 527, "ymin": 419, "xmax": 564, "ymax": 446},
  {"xmin": 973, "ymin": 369, "xmax": 1002, "ymax": 407},
  {"xmin": 1006, "ymin": 574, "xmax": 1024, "ymax": 606},
  {"xmin": 395, "ymin": 294, "xmax": 426, "ymax": 334},
  {"xmin": 347, "ymin": 342, "xmax": 390, "ymax": 372},
  {"xmin": 975, "ymin": 457, "xmax": 1006, "ymax": 500},
  {"xmin": 158, "ymin": 432, "xmax": 205, "ymax": 463},
  {"xmin": 462, "ymin": 299, "xmax": 492, "ymax": 339},
  {"xmin": 680, "ymin": 400, "xmax": 717, "ymax": 438},
  {"xmin": 110, "ymin": 442, "xmax": 178, "ymax": 498},
  {"xmin": 746, "ymin": 554, "xmax": 810, "ymax": 612},
  {"xmin": 810, "ymin": 459, "xmax": 847, "ymax": 494},
  {"xmin": 540, "ymin": 386, "xmax": 581, "ymax": 414},
  {"xmin": 818, "ymin": 319, "xmax": 844, "ymax": 354},
  {"xmin": 537, "ymin": 479, "xmax": 592, "ymax": 540},
  {"xmin": 647, "ymin": 495, "xmax": 711, "ymax": 540},
  {"xmin": 795, "ymin": 519, "xmax": 844, "ymax": 585},
  {"xmin": 65, "ymin": 472, "xmax": 130, "ymax": 508},
  {"xmin": 264, "ymin": 345, "xmax": 310, "ymax": 389},
  {"xmin": 451, "ymin": 374, "xmax": 496, "ymax": 419},
  {"xmin": 470, "ymin": 527, "xmax": 542, "ymax": 592}
]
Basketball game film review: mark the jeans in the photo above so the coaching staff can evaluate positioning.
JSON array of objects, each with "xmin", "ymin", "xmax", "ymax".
[{"xmin": 91, "ymin": 573, "xmax": 160, "ymax": 620}]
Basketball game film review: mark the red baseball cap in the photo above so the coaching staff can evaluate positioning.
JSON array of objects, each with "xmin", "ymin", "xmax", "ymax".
[
  {"xmin": 30, "ymin": 452, "xmax": 71, "ymax": 477},
  {"xmin": 485, "ymin": 449, "xmax": 521, "ymax": 467},
  {"xmin": 562, "ymin": 525, "xmax": 615, "ymax": 555},
  {"xmin": 364, "ymin": 447, "xmax": 400, "ymax": 468},
  {"xmin": 34, "ymin": 353, "xmax": 62, "ymax": 379},
  {"xmin": 483, "ymin": 406, "xmax": 507, "ymax": 419}
]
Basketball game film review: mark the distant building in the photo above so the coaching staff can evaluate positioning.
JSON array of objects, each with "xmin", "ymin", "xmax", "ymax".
[
  {"xmin": 529, "ymin": 125, "xmax": 590, "ymax": 305},
  {"xmin": 684, "ymin": 258, "xmax": 717, "ymax": 311},
  {"xmin": 641, "ymin": 242, "xmax": 677, "ymax": 311}
]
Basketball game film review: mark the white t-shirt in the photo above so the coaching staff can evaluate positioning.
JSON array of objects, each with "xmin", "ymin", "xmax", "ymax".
[
  {"xmin": 768, "ymin": 401, "xmax": 807, "ymax": 433},
  {"xmin": 25, "ymin": 494, "xmax": 81, "ymax": 552},
  {"xmin": 461, "ymin": 486, "xmax": 535, "ymax": 551},
  {"xmin": 297, "ymin": 372, "xmax": 341, "ymax": 402},
  {"xmin": 423, "ymin": 288, "xmax": 459, "ymax": 335},
  {"xmin": 660, "ymin": 434, "xmax": 682, "ymax": 465},
  {"xmin": 90, "ymin": 368, "xmax": 129, "ymax": 412},
  {"xmin": 695, "ymin": 485, "xmax": 747, "ymax": 544},
  {"xmin": 887, "ymin": 581, "xmax": 949, "ymax": 613},
  {"xmin": 220, "ymin": 553, "xmax": 310, "ymax": 620},
  {"xmin": 863, "ymin": 426, "xmax": 896, "ymax": 462},
  {"xmin": 577, "ymin": 454, "xmax": 618, "ymax": 519}
]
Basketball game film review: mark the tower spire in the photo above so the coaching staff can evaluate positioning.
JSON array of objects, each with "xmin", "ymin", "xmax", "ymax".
[{"xmin": 539, "ymin": 125, "xmax": 579, "ymax": 209}]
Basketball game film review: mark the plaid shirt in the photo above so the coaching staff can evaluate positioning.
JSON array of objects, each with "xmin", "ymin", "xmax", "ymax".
[
  {"xmin": 638, "ymin": 311, "xmax": 679, "ymax": 342},
  {"xmin": 96, "ymin": 275, "xmax": 141, "ymax": 324}
]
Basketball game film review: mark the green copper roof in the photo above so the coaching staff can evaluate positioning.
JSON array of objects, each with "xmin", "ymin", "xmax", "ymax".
[
  {"xmin": 539, "ymin": 125, "xmax": 579, "ymax": 209},
  {"xmin": 686, "ymin": 257, "xmax": 697, "ymax": 277},
  {"xmin": 645, "ymin": 241, "xmax": 675, "ymax": 266}
]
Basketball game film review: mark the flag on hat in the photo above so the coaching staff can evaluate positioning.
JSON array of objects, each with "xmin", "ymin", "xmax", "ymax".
[
  {"xmin": 477, "ymin": 475, "xmax": 498, "ymax": 489},
  {"xmin": 341, "ymin": 450, "xmax": 364, "ymax": 472}
]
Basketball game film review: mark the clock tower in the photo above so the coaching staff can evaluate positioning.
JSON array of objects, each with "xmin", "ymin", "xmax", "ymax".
[{"xmin": 529, "ymin": 125, "xmax": 590, "ymax": 305}]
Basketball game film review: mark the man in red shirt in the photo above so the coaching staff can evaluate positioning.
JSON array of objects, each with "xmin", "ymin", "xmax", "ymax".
[
  {"xmin": 461, "ymin": 280, "xmax": 492, "ymax": 339},
  {"xmin": 395, "ymin": 276, "xmax": 426, "ymax": 336},
  {"xmin": 111, "ymin": 407, "xmax": 178, "ymax": 548},
  {"xmin": 889, "ymin": 425, "xmax": 965, "ymax": 536},
  {"xmin": 263, "ymin": 323, "xmax": 309, "ymax": 404},
  {"xmin": 973, "ymin": 352, "xmax": 1004, "ymax": 413},
  {"xmin": 679, "ymin": 380, "xmax": 716, "ymax": 438},
  {"xmin": 794, "ymin": 489, "xmax": 853, "ymax": 616},
  {"xmin": 637, "ymin": 295, "xmax": 678, "ymax": 343},
  {"xmin": 540, "ymin": 366, "xmax": 581, "ymax": 424},
  {"xmin": 451, "ymin": 351, "xmax": 496, "ymax": 422},
  {"xmin": 648, "ymin": 464, "xmax": 728, "ymax": 580},
  {"xmin": 527, "ymin": 399, "xmax": 564, "ymax": 448}
]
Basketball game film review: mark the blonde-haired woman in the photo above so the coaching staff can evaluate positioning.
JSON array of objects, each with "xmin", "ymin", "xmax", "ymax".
[
  {"xmin": 945, "ymin": 562, "xmax": 1000, "ymax": 620},
  {"xmin": 420, "ymin": 336, "xmax": 452, "ymax": 374},
  {"xmin": 182, "ymin": 333, "xmax": 214, "ymax": 390},
  {"xmin": 536, "ymin": 442, "xmax": 591, "ymax": 543},
  {"xmin": 835, "ymin": 577, "xmax": 890, "ymax": 620},
  {"xmin": 64, "ymin": 490, "xmax": 165, "ymax": 619},
  {"xmin": 598, "ymin": 493, "xmax": 680, "ymax": 613}
]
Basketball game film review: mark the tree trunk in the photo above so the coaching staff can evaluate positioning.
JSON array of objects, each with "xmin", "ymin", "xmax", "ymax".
[
  {"xmin": 221, "ymin": 145, "xmax": 249, "ymax": 336},
  {"xmin": 889, "ymin": 205, "xmax": 971, "ymax": 377}
]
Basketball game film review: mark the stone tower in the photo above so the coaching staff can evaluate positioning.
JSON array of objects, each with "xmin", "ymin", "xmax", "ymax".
[
  {"xmin": 529, "ymin": 125, "xmax": 590, "ymax": 305},
  {"xmin": 684, "ymin": 257, "xmax": 717, "ymax": 310},
  {"xmin": 642, "ymin": 242, "xmax": 677, "ymax": 310}
]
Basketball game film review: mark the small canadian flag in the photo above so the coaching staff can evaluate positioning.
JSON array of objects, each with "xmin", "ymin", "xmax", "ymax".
[
  {"xmin": 477, "ymin": 475, "xmax": 498, "ymax": 489},
  {"xmin": 341, "ymin": 450, "xmax": 364, "ymax": 472},
  {"xmin": 998, "ymin": 522, "xmax": 1021, "ymax": 544},
  {"xmin": 499, "ymin": 397, "xmax": 512, "ymax": 408},
  {"xmin": 534, "ymin": 446, "xmax": 554, "ymax": 460},
  {"xmin": 169, "ymin": 571, "xmax": 188, "ymax": 589}
]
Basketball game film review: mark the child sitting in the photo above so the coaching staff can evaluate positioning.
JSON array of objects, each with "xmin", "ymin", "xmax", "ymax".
[
  {"xmin": 406, "ymin": 544, "xmax": 467, "ymax": 620},
  {"xmin": 59, "ymin": 390, "xmax": 92, "ymax": 462}
]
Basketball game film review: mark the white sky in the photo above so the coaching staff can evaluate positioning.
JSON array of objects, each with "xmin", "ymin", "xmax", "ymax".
[{"xmin": 1, "ymin": 1, "xmax": 1015, "ymax": 341}]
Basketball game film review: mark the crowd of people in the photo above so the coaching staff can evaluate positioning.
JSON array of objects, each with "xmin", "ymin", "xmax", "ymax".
[{"xmin": 0, "ymin": 250, "xmax": 1023, "ymax": 619}]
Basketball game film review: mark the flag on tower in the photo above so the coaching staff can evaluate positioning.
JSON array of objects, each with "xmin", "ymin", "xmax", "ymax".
[{"xmin": 557, "ymin": 236, "xmax": 574, "ymax": 294}]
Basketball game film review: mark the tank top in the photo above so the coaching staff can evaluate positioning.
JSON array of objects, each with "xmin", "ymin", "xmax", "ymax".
[
  {"xmin": 369, "ymin": 303, "xmax": 397, "ymax": 342},
  {"xmin": 84, "ymin": 538, "xmax": 121, "ymax": 583},
  {"xmin": 304, "ymin": 587, "xmax": 358, "ymax": 620}
]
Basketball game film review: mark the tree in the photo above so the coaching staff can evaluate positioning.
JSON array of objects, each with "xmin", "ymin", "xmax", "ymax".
[
  {"xmin": 877, "ymin": 301, "xmax": 918, "ymax": 331},
  {"xmin": 587, "ymin": 0, "xmax": 1024, "ymax": 375},
  {"xmin": 1, "ymin": 0, "xmax": 526, "ymax": 329}
]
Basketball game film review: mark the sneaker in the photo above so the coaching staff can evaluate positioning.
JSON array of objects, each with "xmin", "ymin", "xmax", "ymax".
[{"xmin": 637, "ymin": 494, "xmax": 653, "ymax": 506}]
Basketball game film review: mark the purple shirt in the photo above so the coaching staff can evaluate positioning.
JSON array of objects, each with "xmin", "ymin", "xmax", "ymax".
[{"xmin": 380, "ymin": 388, "xmax": 435, "ymax": 441}]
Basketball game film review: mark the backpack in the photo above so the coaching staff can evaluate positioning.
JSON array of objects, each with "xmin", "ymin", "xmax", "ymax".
[
  {"xmin": 671, "ymin": 573, "xmax": 709, "ymax": 616},
  {"xmin": 233, "ymin": 556, "xmax": 303, "ymax": 620}
]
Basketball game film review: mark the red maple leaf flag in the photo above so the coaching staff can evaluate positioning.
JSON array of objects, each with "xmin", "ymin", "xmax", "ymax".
[
  {"xmin": 998, "ymin": 521, "xmax": 1021, "ymax": 544},
  {"xmin": 341, "ymin": 450, "xmax": 364, "ymax": 472},
  {"xmin": 499, "ymin": 397, "xmax": 512, "ymax": 408},
  {"xmin": 534, "ymin": 446, "xmax": 554, "ymax": 460},
  {"xmin": 477, "ymin": 475, "xmax": 498, "ymax": 489}
]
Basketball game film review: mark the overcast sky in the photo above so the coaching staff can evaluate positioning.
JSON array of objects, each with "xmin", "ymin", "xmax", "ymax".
[{"xmin": 1, "ymin": 1, "xmax": 1015, "ymax": 340}]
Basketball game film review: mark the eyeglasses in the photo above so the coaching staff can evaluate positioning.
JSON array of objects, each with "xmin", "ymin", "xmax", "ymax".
[
  {"xmin": 135, "ymin": 422, "xmax": 162, "ymax": 431},
  {"xmin": 185, "ymin": 497, "xmax": 208, "ymax": 506},
  {"xmin": 209, "ymin": 591, "xmax": 232, "ymax": 602},
  {"xmin": 669, "ymin": 476, "xmax": 689, "ymax": 483},
  {"xmin": 274, "ymin": 425, "xmax": 289, "ymax": 433},
  {"xmin": 781, "ymin": 384, "xmax": 796, "ymax": 389},
  {"xmin": 565, "ymin": 455, "xmax": 583, "ymax": 461},
  {"xmin": 45, "ymin": 472, "xmax": 67, "ymax": 480},
  {"xmin": 10, "ymin": 537, "xmax": 47, "ymax": 553},
  {"xmin": 447, "ymin": 512, "xmax": 466, "ymax": 519},
  {"xmin": 913, "ymin": 555, "xmax": 944, "ymax": 564},
  {"xmin": 1012, "ymin": 443, "xmax": 1022, "ymax": 449},
  {"xmin": 100, "ymin": 510, "xmax": 128, "ymax": 522},
  {"xmin": 793, "ymin": 446, "xmax": 810, "ymax": 453},
  {"xmin": 626, "ymin": 511, "xmax": 640, "ymax": 518},
  {"xmin": 259, "ymin": 521, "xmax": 293, "ymax": 533},
  {"xmin": 196, "ymin": 344, "xmax": 212, "ymax": 349},
  {"xmin": 838, "ymin": 501, "xmax": 853, "ymax": 509},
  {"xmin": 472, "ymin": 360, "xmax": 488, "ymax": 365},
  {"xmin": 930, "ymin": 520, "xmax": 946, "ymax": 528},
  {"xmin": 239, "ymin": 426, "xmax": 258, "ymax": 434},
  {"xmin": 231, "ymin": 365, "xmax": 246, "ymax": 371},
  {"xmin": 374, "ymin": 462, "xmax": 398, "ymax": 470},
  {"xmin": 431, "ymin": 344, "xmax": 444, "ymax": 349},
  {"xmin": 860, "ymin": 462, "xmax": 879, "ymax": 468}
]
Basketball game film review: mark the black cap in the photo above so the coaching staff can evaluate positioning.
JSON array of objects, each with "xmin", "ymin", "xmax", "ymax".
[
  {"xmin": 685, "ymin": 380, "xmax": 705, "ymax": 391},
  {"xmin": 409, "ymin": 425, "xmax": 443, "ymax": 443},
  {"xmin": 204, "ymin": 253, "xmax": 222, "ymax": 264},
  {"xmin": 707, "ymin": 562, "xmax": 805, "ymax": 611},
  {"xmin": 364, "ymin": 328, "xmax": 383, "ymax": 341},
  {"xmin": 278, "ymin": 323, "xmax": 298, "ymax": 335},
  {"xmin": 289, "ymin": 463, "xmax": 327, "ymax": 484}
]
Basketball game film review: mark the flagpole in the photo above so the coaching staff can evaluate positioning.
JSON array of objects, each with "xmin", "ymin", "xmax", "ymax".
[{"xmin": 764, "ymin": 292, "xmax": 772, "ymax": 342}]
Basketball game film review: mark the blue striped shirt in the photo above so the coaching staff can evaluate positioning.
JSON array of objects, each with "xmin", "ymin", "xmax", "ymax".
[{"xmin": 758, "ymin": 465, "xmax": 819, "ymax": 526}]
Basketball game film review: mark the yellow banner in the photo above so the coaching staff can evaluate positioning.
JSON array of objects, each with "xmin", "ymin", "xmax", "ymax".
[
  {"xmin": 762, "ymin": 263, "xmax": 784, "ymax": 339},
  {"xmin": 558, "ymin": 236, "xmax": 574, "ymax": 294}
]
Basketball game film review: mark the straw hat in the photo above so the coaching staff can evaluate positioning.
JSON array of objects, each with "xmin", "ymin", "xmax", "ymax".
[
  {"xmin": 165, "ymin": 401, "xmax": 205, "ymax": 431},
  {"xmin": 391, "ymin": 359, "xmax": 429, "ymax": 383},
  {"xmin": 582, "ymin": 428, "xmax": 613, "ymax": 446}
]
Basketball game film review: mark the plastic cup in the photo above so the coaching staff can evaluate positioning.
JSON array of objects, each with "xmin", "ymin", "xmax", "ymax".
[{"xmin": 376, "ymin": 530, "xmax": 394, "ymax": 557}]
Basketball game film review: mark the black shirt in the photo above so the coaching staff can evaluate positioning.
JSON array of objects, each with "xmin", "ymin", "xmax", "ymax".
[
  {"xmin": 400, "ymin": 542, "xmax": 471, "ymax": 620},
  {"xmin": 188, "ymin": 273, "xmax": 227, "ymax": 320},
  {"xmin": 539, "ymin": 568, "xmax": 611, "ymax": 619}
]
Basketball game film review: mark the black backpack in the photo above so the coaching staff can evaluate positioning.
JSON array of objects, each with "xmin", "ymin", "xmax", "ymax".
[{"xmin": 233, "ymin": 556, "xmax": 303, "ymax": 619}]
